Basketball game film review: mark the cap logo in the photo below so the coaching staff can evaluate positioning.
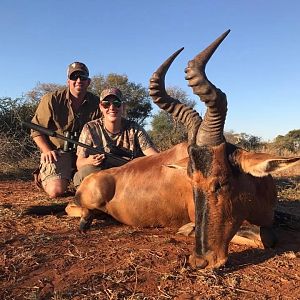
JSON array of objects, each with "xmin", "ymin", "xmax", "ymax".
[{"xmin": 67, "ymin": 61, "xmax": 89, "ymax": 78}]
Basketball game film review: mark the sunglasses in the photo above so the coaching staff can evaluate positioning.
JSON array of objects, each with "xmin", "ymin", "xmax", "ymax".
[
  {"xmin": 69, "ymin": 73, "xmax": 89, "ymax": 81},
  {"xmin": 101, "ymin": 99, "xmax": 122, "ymax": 108}
]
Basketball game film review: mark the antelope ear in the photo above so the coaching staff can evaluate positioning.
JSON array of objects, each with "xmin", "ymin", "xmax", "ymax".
[
  {"xmin": 164, "ymin": 158, "xmax": 188, "ymax": 170},
  {"xmin": 237, "ymin": 151, "xmax": 300, "ymax": 177}
]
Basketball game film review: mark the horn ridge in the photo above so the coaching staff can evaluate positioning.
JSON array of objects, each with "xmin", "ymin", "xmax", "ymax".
[
  {"xmin": 149, "ymin": 47, "xmax": 202, "ymax": 143},
  {"xmin": 184, "ymin": 30, "xmax": 230, "ymax": 146}
]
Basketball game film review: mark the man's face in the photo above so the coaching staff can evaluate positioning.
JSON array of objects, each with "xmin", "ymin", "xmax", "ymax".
[
  {"xmin": 100, "ymin": 95, "xmax": 123, "ymax": 122},
  {"xmin": 68, "ymin": 71, "xmax": 90, "ymax": 97}
]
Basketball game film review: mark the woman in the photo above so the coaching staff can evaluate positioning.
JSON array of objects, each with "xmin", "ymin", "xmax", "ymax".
[{"xmin": 73, "ymin": 87, "xmax": 158, "ymax": 188}]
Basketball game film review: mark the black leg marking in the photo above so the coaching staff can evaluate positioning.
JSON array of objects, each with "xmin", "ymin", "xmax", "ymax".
[{"xmin": 79, "ymin": 213, "xmax": 94, "ymax": 233}]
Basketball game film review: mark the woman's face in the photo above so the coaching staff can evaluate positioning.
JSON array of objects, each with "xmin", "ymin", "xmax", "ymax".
[{"xmin": 100, "ymin": 95, "xmax": 123, "ymax": 123}]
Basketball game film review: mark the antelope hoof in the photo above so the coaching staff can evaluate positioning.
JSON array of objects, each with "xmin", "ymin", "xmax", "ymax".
[
  {"xmin": 79, "ymin": 216, "xmax": 93, "ymax": 233},
  {"xmin": 260, "ymin": 227, "xmax": 277, "ymax": 248},
  {"xmin": 188, "ymin": 252, "xmax": 208, "ymax": 269}
]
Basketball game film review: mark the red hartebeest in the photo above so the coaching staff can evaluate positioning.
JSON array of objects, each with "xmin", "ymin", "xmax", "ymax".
[{"xmin": 72, "ymin": 30, "xmax": 300, "ymax": 269}]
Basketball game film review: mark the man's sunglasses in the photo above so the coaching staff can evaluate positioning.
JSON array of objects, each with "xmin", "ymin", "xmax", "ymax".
[
  {"xmin": 69, "ymin": 73, "xmax": 89, "ymax": 81},
  {"xmin": 101, "ymin": 99, "xmax": 122, "ymax": 108}
]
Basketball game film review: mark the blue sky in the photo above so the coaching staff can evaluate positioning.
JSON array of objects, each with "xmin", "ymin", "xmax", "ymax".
[{"xmin": 1, "ymin": 0, "xmax": 299, "ymax": 141}]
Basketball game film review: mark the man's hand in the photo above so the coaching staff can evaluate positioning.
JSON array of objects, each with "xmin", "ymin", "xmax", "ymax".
[
  {"xmin": 41, "ymin": 150, "xmax": 60, "ymax": 163},
  {"xmin": 33, "ymin": 135, "xmax": 60, "ymax": 164}
]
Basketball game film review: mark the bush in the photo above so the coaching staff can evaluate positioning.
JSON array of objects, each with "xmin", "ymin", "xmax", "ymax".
[{"xmin": 0, "ymin": 97, "xmax": 39, "ymax": 173}]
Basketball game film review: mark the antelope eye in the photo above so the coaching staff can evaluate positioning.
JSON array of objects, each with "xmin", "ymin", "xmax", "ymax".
[{"xmin": 211, "ymin": 181, "xmax": 221, "ymax": 193}]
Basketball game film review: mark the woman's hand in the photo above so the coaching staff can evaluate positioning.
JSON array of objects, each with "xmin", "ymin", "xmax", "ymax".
[{"xmin": 87, "ymin": 154, "xmax": 105, "ymax": 166}]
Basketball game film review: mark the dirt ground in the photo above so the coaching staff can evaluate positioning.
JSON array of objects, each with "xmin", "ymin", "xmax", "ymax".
[{"xmin": 0, "ymin": 166, "xmax": 299, "ymax": 300}]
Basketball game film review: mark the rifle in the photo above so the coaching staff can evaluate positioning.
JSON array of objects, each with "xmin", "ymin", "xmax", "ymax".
[{"xmin": 22, "ymin": 121, "xmax": 131, "ymax": 167}]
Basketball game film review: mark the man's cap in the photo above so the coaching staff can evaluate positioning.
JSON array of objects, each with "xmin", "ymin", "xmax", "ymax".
[
  {"xmin": 100, "ymin": 88, "xmax": 124, "ymax": 102},
  {"xmin": 67, "ymin": 62, "xmax": 89, "ymax": 78}
]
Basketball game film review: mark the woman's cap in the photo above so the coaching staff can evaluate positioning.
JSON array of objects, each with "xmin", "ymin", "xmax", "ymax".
[{"xmin": 100, "ymin": 88, "xmax": 123, "ymax": 102}]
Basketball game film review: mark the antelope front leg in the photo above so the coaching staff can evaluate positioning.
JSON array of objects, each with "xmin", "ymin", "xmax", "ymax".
[{"xmin": 79, "ymin": 207, "xmax": 94, "ymax": 232}]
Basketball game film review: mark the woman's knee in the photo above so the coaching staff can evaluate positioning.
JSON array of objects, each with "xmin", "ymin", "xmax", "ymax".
[{"xmin": 73, "ymin": 165, "xmax": 102, "ymax": 188}]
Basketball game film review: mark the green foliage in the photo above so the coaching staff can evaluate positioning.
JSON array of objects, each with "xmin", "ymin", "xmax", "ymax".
[
  {"xmin": 225, "ymin": 129, "xmax": 300, "ymax": 155},
  {"xmin": 236, "ymin": 133, "xmax": 262, "ymax": 151},
  {"xmin": 224, "ymin": 131, "xmax": 262, "ymax": 151},
  {"xmin": 149, "ymin": 87, "xmax": 196, "ymax": 151},
  {"xmin": 149, "ymin": 111, "xmax": 187, "ymax": 151},
  {"xmin": 273, "ymin": 129, "xmax": 300, "ymax": 153},
  {"xmin": 89, "ymin": 73, "xmax": 152, "ymax": 125}
]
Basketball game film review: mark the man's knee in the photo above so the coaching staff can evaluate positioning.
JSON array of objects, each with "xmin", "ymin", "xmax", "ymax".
[{"xmin": 43, "ymin": 178, "xmax": 69, "ymax": 198}]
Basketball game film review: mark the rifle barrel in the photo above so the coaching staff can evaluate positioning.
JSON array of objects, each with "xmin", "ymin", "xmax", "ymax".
[{"xmin": 22, "ymin": 121, "xmax": 129, "ymax": 164}]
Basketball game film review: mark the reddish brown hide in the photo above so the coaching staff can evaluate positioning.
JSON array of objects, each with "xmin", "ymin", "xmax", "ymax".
[
  {"xmin": 75, "ymin": 143, "xmax": 193, "ymax": 228},
  {"xmin": 75, "ymin": 142, "xmax": 299, "ymax": 269},
  {"xmin": 187, "ymin": 143, "xmax": 278, "ymax": 268},
  {"xmin": 74, "ymin": 31, "xmax": 300, "ymax": 269}
]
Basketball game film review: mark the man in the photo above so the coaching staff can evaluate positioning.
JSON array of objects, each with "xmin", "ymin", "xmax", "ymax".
[
  {"xmin": 72, "ymin": 87, "xmax": 159, "ymax": 189},
  {"xmin": 31, "ymin": 62, "xmax": 101, "ymax": 198}
]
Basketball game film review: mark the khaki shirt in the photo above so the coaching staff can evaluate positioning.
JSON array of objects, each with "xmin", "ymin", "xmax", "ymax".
[
  {"xmin": 31, "ymin": 88, "xmax": 101, "ymax": 150},
  {"xmin": 77, "ymin": 118, "xmax": 155, "ymax": 159}
]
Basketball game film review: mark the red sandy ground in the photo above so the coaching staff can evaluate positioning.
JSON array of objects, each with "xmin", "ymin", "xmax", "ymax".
[{"xmin": 0, "ymin": 167, "xmax": 299, "ymax": 300}]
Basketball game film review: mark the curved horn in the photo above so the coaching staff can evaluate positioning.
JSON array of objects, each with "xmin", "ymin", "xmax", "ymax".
[
  {"xmin": 185, "ymin": 30, "xmax": 230, "ymax": 146},
  {"xmin": 149, "ymin": 48, "xmax": 202, "ymax": 143}
]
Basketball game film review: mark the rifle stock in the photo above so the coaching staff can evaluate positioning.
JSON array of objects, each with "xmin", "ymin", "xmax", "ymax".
[{"xmin": 22, "ymin": 121, "xmax": 130, "ymax": 166}]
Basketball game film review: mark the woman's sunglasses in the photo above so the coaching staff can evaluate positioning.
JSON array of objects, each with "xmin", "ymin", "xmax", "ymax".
[
  {"xmin": 101, "ymin": 99, "xmax": 122, "ymax": 108},
  {"xmin": 69, "ymin": 73, "xmax": 89, "ymax": 81}
]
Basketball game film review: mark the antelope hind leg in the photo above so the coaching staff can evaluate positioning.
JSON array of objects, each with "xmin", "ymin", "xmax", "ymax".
[
  {"xmin": 65, "ymin": 202, "xmax": 83, "ymax": 217},
  {"xmin": 177, "ymin": 222, "xmax": 195, "ymax": 237},
  {"xmin": 231, "ymin": 224, "xmax": 277, "ymax": 248},
  {"xmin": 177, "ymin": 222, "xmax": 277, "ymax": 249}
]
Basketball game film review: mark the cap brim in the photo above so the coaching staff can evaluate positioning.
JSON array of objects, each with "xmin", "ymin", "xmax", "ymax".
[{"xmin": 68, "ymin": 69, "xmax": 89, "ymax": 78}]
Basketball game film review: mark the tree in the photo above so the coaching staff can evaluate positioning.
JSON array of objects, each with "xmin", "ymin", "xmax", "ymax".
[
  {"xmin": 224, "ymin": 130, "xmax": 263, "ymax": 150},
  {"xmin": 273, "ymin": 129, "xmax": 300, "ymax": 153},
  {"xmin": 26, "ymin": 82, "xmax": 65, "ymax": 104},
  {"xmin": 224, "ymin": 130, "xmax": 240, "ymax": 144},
  {"xmin": 149, "ymin": 86, "xmax": 197, "ymax": 151},
  {"xmin": 0, "ymin": 97, "xmax": 36, "ymax": 136},
  {"xmin": 235, "ymin": 132, "xmax": 262, "ymax": 151},
  {"xmin": 0, "ymin": 97, "xmax": 39, "ymax": 164}
]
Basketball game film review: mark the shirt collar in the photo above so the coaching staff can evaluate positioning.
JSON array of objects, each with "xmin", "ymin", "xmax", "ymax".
[{"xmin": 67, "ymin": 88, "xmax": 89, "ymax": 105}]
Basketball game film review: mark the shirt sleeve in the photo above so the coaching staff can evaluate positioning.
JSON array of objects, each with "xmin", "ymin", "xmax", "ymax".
[
  {"xmin": 137, "ymin": 126, "xmax": 156, "ymax": 151},
  {"xmin": 30, "ymin": 94, "xmax": 52, "ymax": 138},
  {"xmin": 77, "ymin": 124, "xmax": 93, "ymax": 157}
]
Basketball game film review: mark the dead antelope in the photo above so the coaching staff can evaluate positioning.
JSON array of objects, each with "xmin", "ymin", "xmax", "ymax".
[{"xmin": 73, "ymin": 30, "xmax": 300, "ymax": 269}]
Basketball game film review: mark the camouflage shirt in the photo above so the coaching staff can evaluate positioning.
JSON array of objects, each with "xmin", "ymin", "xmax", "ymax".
[
  {"xmin": 31, "ymin": 88, "xmax": 101, "ymax": 150},
  {"xmin": 77, "ymin": 118, "xmax": 155, "ymax": 159}
]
